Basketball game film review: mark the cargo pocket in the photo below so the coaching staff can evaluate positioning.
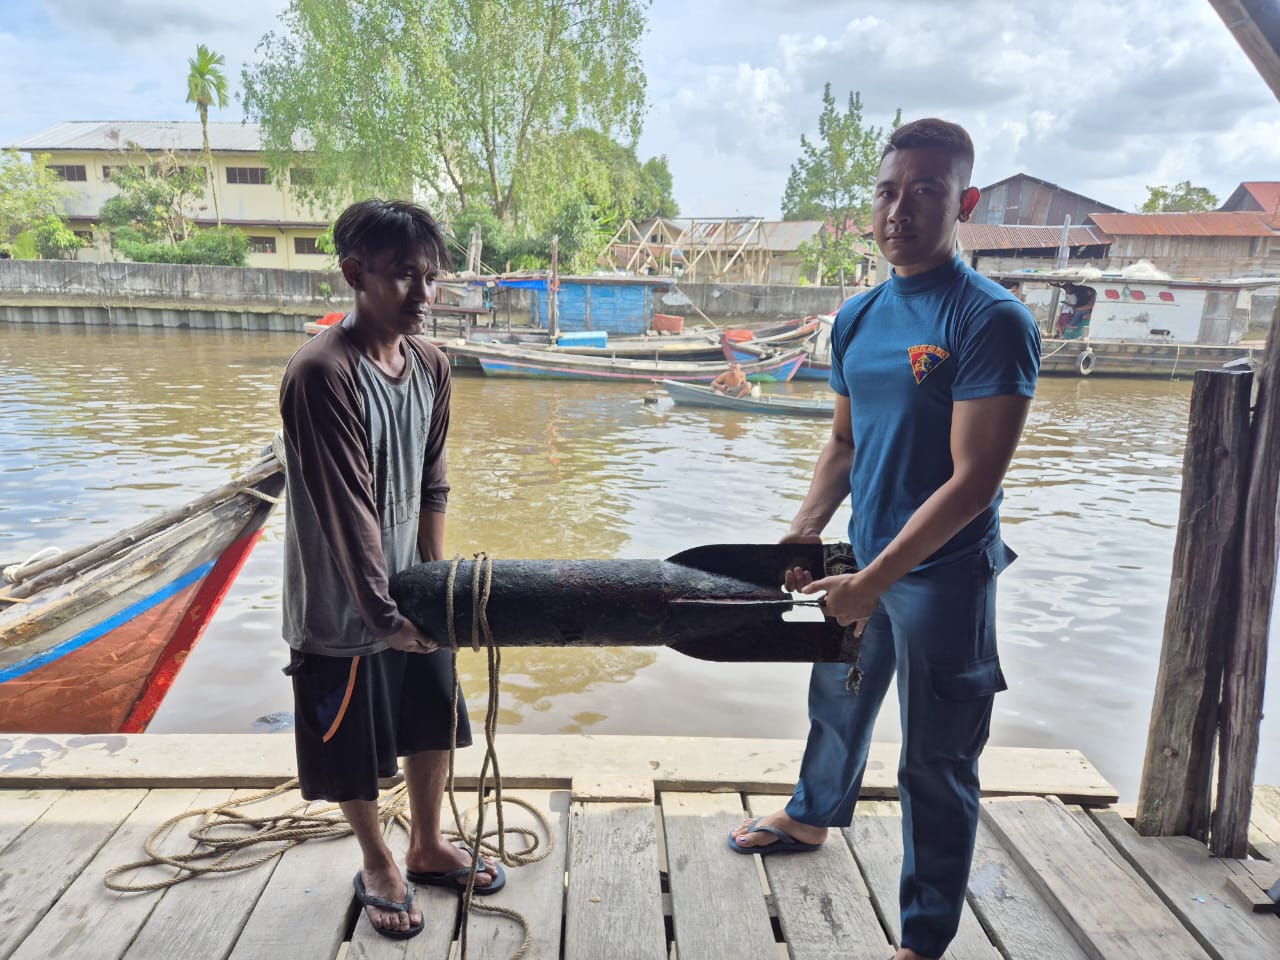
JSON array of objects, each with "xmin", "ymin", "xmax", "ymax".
[{"xmin": 925, "ymin": 655, "xmax": 1007, "ymax": 761}]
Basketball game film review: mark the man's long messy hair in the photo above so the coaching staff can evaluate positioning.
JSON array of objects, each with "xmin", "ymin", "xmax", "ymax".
[{"xmin": 332, "ymin": 199, "xmax": 451, "ymax": 269}]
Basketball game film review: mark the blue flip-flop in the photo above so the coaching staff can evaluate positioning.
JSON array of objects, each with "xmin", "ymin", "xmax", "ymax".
[
  {"xmin": 728, "ymin": 817, "xmax": 824, "ymax": 855},
  {"xmin": 407, "ymin": 846, "xmax": 507, "ymax": 895},
  {"xmin": 352, "ymin": 872, "xmax": 425, "ymax": 940}
]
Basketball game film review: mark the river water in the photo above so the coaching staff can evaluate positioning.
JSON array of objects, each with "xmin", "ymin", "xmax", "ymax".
[{"xmin": 2, "ymin": 322, "xmax": 1276, "ymax": 801}]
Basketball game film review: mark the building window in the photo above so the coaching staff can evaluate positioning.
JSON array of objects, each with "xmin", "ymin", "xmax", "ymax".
[
  {"xmin": 102, "ymin": 165, "xmax": 113, "ymax": 181},
  {"xmin": 248, "ymin": 236, "xmax": 277, "ymax": 255},
  {"xmin": 74, "ymin": 230, "xmax": 94, "ymax": 242},
  {"xmin": 49, "ymin": 165, "xmax": 87, "ymax": 182},
  {"xmin": 294, "ymin": 236, "xmax": 322, "ymax": 255},
  {"xmin": 226, "ymin": 167, "xmax": 271, "ymax": 185},
  {"xmin": 291, "ymin": 167, "xmax": 315, "ymax": 185}
]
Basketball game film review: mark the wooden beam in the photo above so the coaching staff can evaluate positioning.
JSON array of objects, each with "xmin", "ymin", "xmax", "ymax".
[
  {"xmin": 1135, "ymin": 369, "xmax": 1252, "ymax": 839},
  {"xmin": 1207, "ymin": 0, "xmax": 1280, "ymax": 103},
  {"xmin": 1213, "ymin": 301, "xmax": 1280, "ymax": 857}
]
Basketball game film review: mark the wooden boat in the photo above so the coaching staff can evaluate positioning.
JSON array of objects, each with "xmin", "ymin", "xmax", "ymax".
[
  {"xmin": 661, "ymin": 379, "xmax": 835, "ymax": 417},
  {"xmin": 0, "ymin": 451, "xmax": 286, "ymax": 735},
  {"xmin": 452, "ymin": 340, "xmax": 808, "ymax": 382}
]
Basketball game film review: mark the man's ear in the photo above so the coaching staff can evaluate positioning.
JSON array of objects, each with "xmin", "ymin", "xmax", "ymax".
[
  {"xmin": 340, "ymin": 256, "xmax": 362, "ymax": 290},
  {"xmin": 959, "ymin": 187, "xmax": 980, "ymax": 221}
]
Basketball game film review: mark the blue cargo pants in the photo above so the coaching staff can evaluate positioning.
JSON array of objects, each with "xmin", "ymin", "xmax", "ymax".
[{"xmin": 785, "ymin": 539, "xmax": 1014, "ymax": 959}]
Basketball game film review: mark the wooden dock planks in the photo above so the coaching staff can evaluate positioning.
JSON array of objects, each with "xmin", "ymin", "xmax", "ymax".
[
  {"xmin": 744, "ymin": 794, "xmax": 891, "ymax": 960},
  {"xmin": 661, "ymin": 791, "xmax": 777, "ymax": 960},
  {"xmin": 1084, "ymin": 808, "xmax": 1280, "ymax": 958},
  {"xmin": 981, "ymin": 797, "xmax": 1214, "ymax": 959},
  {"xmin": 465, "ymin": 789, "xmax": 570, "ymax": 960},
  {"xmin": 564, "ymin": 798, "xmax": 666, "ymax": 960},
  {"xmin": 846, "ymin": 800, "xmax": 1001, "ymax": 960}
]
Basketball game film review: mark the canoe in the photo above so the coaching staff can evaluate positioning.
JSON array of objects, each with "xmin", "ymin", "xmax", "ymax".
[
  {"xmin": 0, "ymin": 451, "xmax": 286, "ymax": 735},
  {"xmin": 453, "ymin": 341, "xmax": 808, "ymax": 382},
  {"xmin": 661, "ymin": 379, "xmax": 835, "ymax": 417}
]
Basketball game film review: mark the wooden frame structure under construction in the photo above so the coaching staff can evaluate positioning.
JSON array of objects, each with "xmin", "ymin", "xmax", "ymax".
[{"xmin": 601, "ymin": 217, "xmax": 826, "ymax": 284}]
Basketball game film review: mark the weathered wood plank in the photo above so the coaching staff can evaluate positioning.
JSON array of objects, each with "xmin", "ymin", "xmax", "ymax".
[
  {"xmin": 226, "ymin": 790, "xmax": 361, "ymax": 960},
  {"xmin": 1088, "ymin": 807, "xmax": 1280, "ymax": 957},
  {"xmin": 9, "ymin": 788, "xmax": 210, "ymax": 960},
  {"xmin": 346, "ymin": 816, "xmax": 458, "ymax": 960},
  {"xmin": 745, "ymin": 794, "xmax": 890, "ymax": 960},
  {"xmin": 967, "ymin": 815, "xmax": 1091, "ymax": 960},
  {"xmin": 1136, "ymin": 369, "xmax": 1252, "ymax": 840},
  {"xmin": 0, "ymin": 788, "xmax": 59, "ymax": 855},
  {"xmin": 661, "ymin": 792, "xmax": 776, "ymax": 960},
  {"xmin": 1215, "ymin": 302, "xmax": 1280, "ymax": 857},
  {"xmin": 0, "ymin": 734, "xmax": 1118, "ymax": 803},
  {"xmin": 845, "ymin": 800, "xmax": 1001, "ymax": 960},
  {"xmin": 121, "ymin": 788, "xmax": 288, "ymax": 960},
  {"xmin": 466, "ymin": 790, "xmax": 570, "ymax": 960},
  {"xmin": 564, "ymin": 801, "xmax": 665, "ymax": 960},
  {"xmin": 981, "ymin": 797, "xmax": 1212, "ymax": 959},
  {"xmin": 0, "ymin": 787, "xmax": 145, "ymax": 959},
  {"xmin": 1248, "ymin": 783, "xmax": 1280, "ymax": 860}
]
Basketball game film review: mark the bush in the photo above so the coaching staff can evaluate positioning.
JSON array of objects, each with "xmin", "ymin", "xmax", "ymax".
[{"xmin": 115, "ymin": 227, "xmax": 249, "ymax": 266}]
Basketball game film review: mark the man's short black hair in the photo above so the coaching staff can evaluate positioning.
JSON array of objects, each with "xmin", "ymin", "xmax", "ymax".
[
  {"xmin": 332, "ymin": 199, "xmax": 451, "ymax": 270},
  {"xmin": 882, "ymin": 118, "xmax": 975, "ymax": 186}
]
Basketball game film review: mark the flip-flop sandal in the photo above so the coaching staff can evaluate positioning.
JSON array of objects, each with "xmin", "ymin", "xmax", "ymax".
[
  {"xmin": 407, "ymin": 845, "xmax": 507, "ymax": 895},
  {"xmin": 352, "ymin": 872, "xmax": 425, "ymax": 940},
  {"xmin": 728, "ymin": 817, "xmax": 824, "ymax": 855}
]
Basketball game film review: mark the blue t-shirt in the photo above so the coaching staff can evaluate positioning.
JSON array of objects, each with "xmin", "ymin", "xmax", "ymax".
[{"xmin": 830, "ymin": 256, "xmax": 1040, "ymax": 568}]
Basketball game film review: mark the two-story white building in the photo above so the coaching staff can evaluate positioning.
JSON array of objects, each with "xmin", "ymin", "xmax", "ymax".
[{"xmin": 9, "ymin": 121, "xmax": 344, "ymax": 270}]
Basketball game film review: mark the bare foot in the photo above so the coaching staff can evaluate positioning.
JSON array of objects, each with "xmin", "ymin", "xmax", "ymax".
[
  {"xmin": 729, "ymin": 811, "xmax": 827, "ymax": 849},
  {"xmin": 358, "ymin": 863, "xmax": 421, "ymax": 935},
  {"xmin": 406, "ymin": 837, "xmax": 501, "ymax": 889}
]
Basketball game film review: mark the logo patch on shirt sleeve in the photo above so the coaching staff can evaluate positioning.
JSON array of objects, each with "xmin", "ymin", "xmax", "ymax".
[{"xmin": 907, "ymin": 344, "xmax": 951, "ymax": 384}]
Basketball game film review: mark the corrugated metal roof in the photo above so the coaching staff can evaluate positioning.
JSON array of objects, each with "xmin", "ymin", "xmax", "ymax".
[
  {"xmin": 1089, "ymin": 211, "xmax": 1278, "ymax": 237},
  {"xmin": 760, "ymin": 220, "xmax": 824, "ymax": 251},
  {"xmin": 958, "ymin": 223, "xmax": 1111, "ymax": 251},
  {"xmin": 7, "ymin": 120, "xmax": 307, "ymax": 153},
  {"xmin": 1240, "ymin": 182, "xmax": 1280, "ymax": 219}
]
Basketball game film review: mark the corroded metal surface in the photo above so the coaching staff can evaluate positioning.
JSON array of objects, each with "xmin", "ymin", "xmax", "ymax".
[{"xmin": 389, "ymin": 542, "xmax": 859, "ymax": 662}]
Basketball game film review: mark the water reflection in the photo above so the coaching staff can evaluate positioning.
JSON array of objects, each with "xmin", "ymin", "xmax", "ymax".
[{"xmin": 2, "ymin": 323, "xmax": 1276, "ymax": 801}]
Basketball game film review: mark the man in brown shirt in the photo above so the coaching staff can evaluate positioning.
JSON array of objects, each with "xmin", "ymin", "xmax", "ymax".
[{"xmin": 279, "ymin": 199, "xmax": 503, "ymax": 940}]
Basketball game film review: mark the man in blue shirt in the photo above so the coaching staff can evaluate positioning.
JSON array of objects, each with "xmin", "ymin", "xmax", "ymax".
[{"xmin": 730, "ymin": 119, "xmax": 1040, "ymax": 960}]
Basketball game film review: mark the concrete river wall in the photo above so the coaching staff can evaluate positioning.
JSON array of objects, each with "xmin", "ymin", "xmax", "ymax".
[{"xmin": 0, "ymin": 261, "xmax": 848, "ymax": 332}]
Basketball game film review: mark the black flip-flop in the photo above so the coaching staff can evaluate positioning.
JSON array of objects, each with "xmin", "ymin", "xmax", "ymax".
[
  {"xmin": 352, "ymin": 872, "xmax": 425, "ymax": 940},
  {"xmin": 408, "ymin": 846, "xmax": 507, "ymax": 895},
  {"xmin": 728, "ymin": 817, "xmax": 824, "ymax": 855}
]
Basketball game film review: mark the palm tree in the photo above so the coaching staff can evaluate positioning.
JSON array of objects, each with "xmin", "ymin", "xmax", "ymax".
[{"xmin": 186, "ymin": 44, "xmax": 230, "ymax": 227}]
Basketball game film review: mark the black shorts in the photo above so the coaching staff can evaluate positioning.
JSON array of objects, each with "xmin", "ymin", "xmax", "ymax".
[{"xmin": 287, "ymin": 647, "xmax": 472, "ymax": 802}]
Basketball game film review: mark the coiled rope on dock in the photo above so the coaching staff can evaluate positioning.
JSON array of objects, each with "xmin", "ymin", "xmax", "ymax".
[{"xmin": 103, "ymin": 551, "xmax": 547, "ymax": 960}]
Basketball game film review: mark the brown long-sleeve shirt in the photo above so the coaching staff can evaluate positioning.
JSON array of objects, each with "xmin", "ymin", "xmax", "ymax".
[{"xmin": 279, "ymin": 324, "xmax": 450, "ymax": 655}]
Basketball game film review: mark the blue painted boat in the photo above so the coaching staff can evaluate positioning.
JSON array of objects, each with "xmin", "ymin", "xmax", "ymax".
[
  {"xmin": 0, "ymin": 452, "xmax": 285, "ymax": 734},
  {"xmin": 454, "ymin": 341, "xmax": 807, "ymax": 382},
  {"xmin": 661, "ymin": 380, "xmax": 835, "ymax": 417}
]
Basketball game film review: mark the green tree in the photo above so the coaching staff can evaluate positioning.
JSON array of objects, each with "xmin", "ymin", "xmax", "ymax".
[
  {"xmin": 116, "ymin": 227, "xmax": 248, "ymax": 266},
  {"xmin": 99, "ymin": 147, "xmax": 208, "ymax": 246},
  {"xmin": 30, "ymin": 214, "xmax": 84, "ymax": 260},
  {"xmin": 0, "ymin": 150, "xmax": 73, "ymax": 257},
  {"xmin": 242, "ymin": 0, "xmax": 649, "ymax": 231},
  {"xmin": 186, "ymin": 44, "xmax": 231, "ymax": 227},
  {"xmin": 783, "ymin": 85, "xmax": 899, "ymax": 284},
  {"xmin": 1140, "ymin": 181, "xmax": 1219, "ymax": 213}
]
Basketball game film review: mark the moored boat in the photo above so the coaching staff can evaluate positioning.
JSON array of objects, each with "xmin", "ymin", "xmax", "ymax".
[
  {"xmin": 453, "ymin": 340, "xmax": 807, "ymax": 382},
  {"xmin": 0, "ymin": 451, "xmax": 286, "ymax": 734},
  {"xmin": 661, "ymin": 379, "xmax": 835, "ymax": 417}
]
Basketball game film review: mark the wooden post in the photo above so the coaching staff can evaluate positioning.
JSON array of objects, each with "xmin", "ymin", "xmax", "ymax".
[
  {"xmin": 549, "ymin": 235, "xmax": 559, "ymax": 342},
  {"xmin": 1135, "ymin": 368, "xmax": 1252, "ymax": 839},
  {"xmin": 1213, "ymin": 306, "xmax": 1280, "ymax": 857}
]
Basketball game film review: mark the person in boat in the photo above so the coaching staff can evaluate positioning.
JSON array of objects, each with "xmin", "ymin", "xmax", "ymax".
[
  {"xmin": 710, "ymin": 361, "xmax": 752, "ymax": 397},
  {"xmin": 1055, "ymin": 282, "xmax": 1095, "ymax": 339},
  {"xmin": 729, "ymin": 119, "xmax": 1040, "ymax": 960},
  {"xmin": 278, "ymin": 199, "xmax": 503, "ymax": 941}
]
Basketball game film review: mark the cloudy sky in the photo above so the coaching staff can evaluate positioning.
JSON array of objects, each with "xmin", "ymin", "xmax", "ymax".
[{"xmin": 3, "ymin": 0, "xmax": 1277, "ymax": 218}]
